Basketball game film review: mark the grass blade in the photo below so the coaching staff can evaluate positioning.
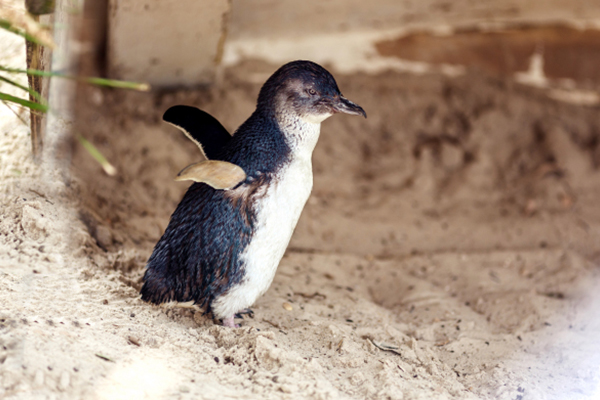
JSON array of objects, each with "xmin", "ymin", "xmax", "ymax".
[
  {"xmin": 0, "ymin": 92, "xmax": 48, "ymax": 112},
  {"xmin": 0, "ymin": 74, "xmax": 45, "ymax": 103},
  {"xmin": 83, "ymin": 76, "xmax": 151, "ymax": 91},
  {"xmin": 0, "ymin": 100, "xmax": 29, "ymax": 125},
  {"xmin": 0, "ymin": 66, "xmax": 150, "ymax": 91},
  {"xmin": 0, "ymin": 10, "xmax": 56, "ymax": 48},
  {"xmin": 77, "ymin": 135, "xmax": 117, "ymax": 176}
]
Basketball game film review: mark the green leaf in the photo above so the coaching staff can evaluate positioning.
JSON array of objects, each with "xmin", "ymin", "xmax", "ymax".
[{"xmin": 0, "ymin": 92, "xmax": 48, "ymax": 112}]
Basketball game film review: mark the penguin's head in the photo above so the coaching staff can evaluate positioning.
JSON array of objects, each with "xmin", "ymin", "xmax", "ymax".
[{"xmin": 257, "ymin": 60, "xmax": 366, "ymax": 124}]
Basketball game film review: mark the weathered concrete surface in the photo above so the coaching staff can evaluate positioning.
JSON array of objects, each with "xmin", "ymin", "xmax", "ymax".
[
  {"xmin": 223, "ymin": 1, "xmax": 600, "ymax": 92},
  {"xmin": 228, "ymin": 0, "xmax": 600, "ymax": 40},
  {"xmin": 376, "ymin": 26, "xmax": 600, "ymax": 89},
  {"xmin": 107, "ymin": 0, "xmax": 230, "ymax": 86}
]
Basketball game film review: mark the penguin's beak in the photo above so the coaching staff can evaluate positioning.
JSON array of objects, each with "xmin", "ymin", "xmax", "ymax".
[{"xmin": 331, "ymin": 95, "xmax": 367, "ymax": 118}]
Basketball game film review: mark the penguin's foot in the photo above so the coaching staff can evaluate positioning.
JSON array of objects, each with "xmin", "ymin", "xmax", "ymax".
[
  {"xmin": 235, "ymin": 308, "xmax": 254, "ymax": 319},
  {"xmin": 221, "ymin": 315, "xmax": 239, "ymax": 328}
]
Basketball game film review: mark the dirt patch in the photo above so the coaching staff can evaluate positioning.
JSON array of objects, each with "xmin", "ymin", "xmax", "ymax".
[{"xmin": 2, "ymin": 59, "xmax": 600, "ymax": 399}]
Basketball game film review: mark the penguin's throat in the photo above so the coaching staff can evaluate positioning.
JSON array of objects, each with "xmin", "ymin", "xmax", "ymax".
[{"xmin": 275, "ymin": 112, "xmax": 322, "ymax": 159}]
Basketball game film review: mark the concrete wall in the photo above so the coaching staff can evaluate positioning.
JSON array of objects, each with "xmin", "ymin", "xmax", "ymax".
[
  {"xmin": 107, "ymin": 0, "xmax": 600, "ymax": 87},
  {"xmin": 107, "ymin": 0, "xmax": 229, "ymax": 87}
]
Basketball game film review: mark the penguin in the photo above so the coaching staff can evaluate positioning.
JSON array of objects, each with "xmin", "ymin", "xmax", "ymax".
[{"xmin": 141, "ymin": 60, "xmax": 366, "ymax": 327}]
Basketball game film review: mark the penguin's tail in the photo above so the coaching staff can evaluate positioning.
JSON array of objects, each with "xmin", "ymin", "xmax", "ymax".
[
  {"xmin": 140, "ymin": 266, "xmax": 176, "ymax": 305},
  {"xmin": 140, "ymin": 246, "xmax": 182, "ymax": 305}
]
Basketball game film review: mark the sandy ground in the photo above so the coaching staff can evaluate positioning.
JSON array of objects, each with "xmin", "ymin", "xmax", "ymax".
[{"xmin": 2, "ymin": 33, "xmax": 600, "ymax": 400}]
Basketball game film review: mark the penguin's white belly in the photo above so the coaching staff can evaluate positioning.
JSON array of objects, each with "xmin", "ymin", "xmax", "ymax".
[{"xmin": 211, "ymin": 156, "xmax": 313, "ymax": 318}]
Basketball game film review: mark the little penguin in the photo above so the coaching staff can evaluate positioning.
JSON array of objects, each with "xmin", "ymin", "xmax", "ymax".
[{"xmin": 141, "ymin": 60, "xmax": 366, "ymax": 327}]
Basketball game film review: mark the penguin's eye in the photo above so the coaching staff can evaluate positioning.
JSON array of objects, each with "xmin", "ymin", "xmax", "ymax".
[{"xmin": 306, "ymin": 88, "xmax": 317, "ymax": 96}]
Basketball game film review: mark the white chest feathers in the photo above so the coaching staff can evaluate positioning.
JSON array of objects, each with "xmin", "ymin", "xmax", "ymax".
[{"xmin": 211, "ymin": 120, "xmax": 321, "ymax": 319}]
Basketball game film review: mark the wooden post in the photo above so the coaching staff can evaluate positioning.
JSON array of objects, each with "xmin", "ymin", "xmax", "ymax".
[{"xmin": 25, "ymin": 0, "xmax": 54, "ymax": 161}]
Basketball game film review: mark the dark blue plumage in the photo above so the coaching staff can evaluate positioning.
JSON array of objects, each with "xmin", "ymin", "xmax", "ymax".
[
  {"xmin": 141, "ymin": 183, "xmax": 252, "ymax": 310},
  {"xmin": 141, "ymin": 60, "xmax": 366, "ymax": 327}
]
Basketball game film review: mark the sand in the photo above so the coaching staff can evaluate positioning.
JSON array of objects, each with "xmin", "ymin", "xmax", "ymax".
[{"xmin": 2, "ymin": 46, "xmax": 600, "ymax": 400}]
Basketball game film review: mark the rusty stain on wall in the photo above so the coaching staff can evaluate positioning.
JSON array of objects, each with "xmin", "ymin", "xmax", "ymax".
[{"xmin": 376, "ymin": 26, "xmax": 600, "ymax": 86}]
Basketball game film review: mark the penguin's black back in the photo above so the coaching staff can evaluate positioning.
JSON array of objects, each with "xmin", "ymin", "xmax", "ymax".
[
  {"xmin": 141, "ymin": 110, "xmax": 291, "ymax": 310},
  {"xmin": 222, "ymin": 110, "xmax": 291, "ymax": 173}
]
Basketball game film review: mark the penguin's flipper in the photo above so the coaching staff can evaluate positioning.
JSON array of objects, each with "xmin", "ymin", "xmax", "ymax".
[
  {"xmin": 175, "ymin": 160, "xmax": 246, "ymax": 190},
  {"xmin": 163, "ymin": 105, "xmax": 231, "ymax": 160}
]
